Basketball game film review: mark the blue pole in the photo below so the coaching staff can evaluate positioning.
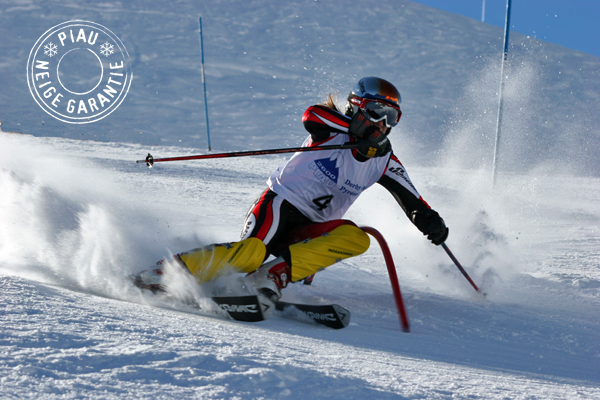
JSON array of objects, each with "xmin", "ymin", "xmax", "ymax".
[
  {"xmin": 482, "ymin": 0, "xmax": 486, "ymax": 22},
  {"xmin": 198, "ymin": 17, "xmax": 211, "ymax": 151},
  {"xmin": 492, "ymin": 0, "xmax": 512, "ymax": 187}
]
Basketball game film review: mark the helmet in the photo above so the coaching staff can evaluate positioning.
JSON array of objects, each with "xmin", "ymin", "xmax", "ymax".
[{"xmin": 345, "ymin": 77, "xmax": 402, "ymax": 128}]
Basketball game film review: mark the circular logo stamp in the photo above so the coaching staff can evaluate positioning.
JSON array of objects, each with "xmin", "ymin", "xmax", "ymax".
[{"xmin": 27, "ymin": 20, "xmax": 133, "ymax": 124}]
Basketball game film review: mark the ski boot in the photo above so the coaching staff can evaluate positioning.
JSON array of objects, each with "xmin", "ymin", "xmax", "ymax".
[
  {"xmin": 132, "ymin": 266, "xmax": 166, "ymax": 293},
  {"xmin": 245, "ymin": 257, "xmax": 291, "ymax": 302}
]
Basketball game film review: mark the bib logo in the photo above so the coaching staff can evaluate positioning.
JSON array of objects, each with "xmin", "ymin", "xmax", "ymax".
[
  {"xmin": 27, "ymin": 20, "xmax": 132, "ymax": 124},
  {"xmin": 309, "ymin": 157, "xmax": 339, "ymax": 188}
]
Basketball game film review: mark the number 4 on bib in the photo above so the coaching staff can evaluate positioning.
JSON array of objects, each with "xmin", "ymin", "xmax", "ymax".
[{"xmin": 312, "ymin": 195, "xmax": 333, "ymax": 211}]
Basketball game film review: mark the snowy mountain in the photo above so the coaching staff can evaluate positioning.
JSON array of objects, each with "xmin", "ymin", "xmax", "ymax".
[{"xmin": 1, "ymin": 0, "xmax": 599, "ymax": 398}]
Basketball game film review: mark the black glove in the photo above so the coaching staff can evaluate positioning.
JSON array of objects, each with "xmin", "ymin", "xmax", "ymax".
[
  {"xmin": 411, "ymin": 209, "xmax": 449, "ymax": 245},
  {"xmin": 348, "ymin": 109, "xmax": 391, "ymax": 158},
  {"xmin": 349, "ymin": 108, "xmax": 378, "ymax": 139}
]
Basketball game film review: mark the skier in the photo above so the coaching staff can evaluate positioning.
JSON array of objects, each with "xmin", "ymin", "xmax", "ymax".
[{"xmin": 139, "ymin": 77, "xmax": 448, "ymax": 301}]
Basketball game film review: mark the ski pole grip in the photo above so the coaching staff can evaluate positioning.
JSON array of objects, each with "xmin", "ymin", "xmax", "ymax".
[{"xmin": 135, "ymin": 153, "xmax": 154, "ymax": 168}]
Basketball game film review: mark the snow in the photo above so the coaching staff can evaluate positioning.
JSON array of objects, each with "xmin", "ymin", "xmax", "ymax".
[{"xmin": 1, "ymin": 0, "xmax": 599, "ymax": 398}]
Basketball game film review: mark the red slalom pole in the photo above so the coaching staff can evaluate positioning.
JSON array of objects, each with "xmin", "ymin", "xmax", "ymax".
[
  {"xmin": 361, "ymin": 226, "xmax": 410, "ymax": 333},
  {"xmin": 137, "ymin": 143, "xmax": 360, "ymax": 167},
  {"xmin": 441, "ymin": 243, "xmax": 480, "ymax": 293}
]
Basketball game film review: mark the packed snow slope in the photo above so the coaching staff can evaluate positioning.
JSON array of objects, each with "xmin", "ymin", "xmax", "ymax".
[
  {"xmin": 1, "ymin": 133, "xmax": 599, "ymax": 399},
  {"xmin": 1, "ymin": 0, "xmax": 600, "ymax": 399}
]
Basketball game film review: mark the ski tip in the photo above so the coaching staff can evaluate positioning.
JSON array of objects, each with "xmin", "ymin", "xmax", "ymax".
[
  {"xmin": 331, "ymin": 304, "xmax": 351, "ymax": 329},
  {"xmin": 258, "ymin": 295, "xmax": 274, "ymax": 320}
]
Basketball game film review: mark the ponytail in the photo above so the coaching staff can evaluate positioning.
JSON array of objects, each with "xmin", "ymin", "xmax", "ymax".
[{"xmin": 320, "ymin": 93, "xmax": 340, "ymax": 112}]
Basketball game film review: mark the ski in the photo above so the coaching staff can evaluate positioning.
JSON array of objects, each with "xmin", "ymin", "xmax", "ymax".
[
  {"xmin": 211, "ymin": 298, "xmax": 351, "ymax": 329},
  {"xmin": 274, "ymin": 301, "xmax": 351, "ymax": 329},
  {"xmin": 131, "ymin": 271, "xmax": 272, "ymax": 323},
  {"xmin": 131, "ymin": 268, "xmax": 350, "ymax": 328},
  {"xmin": 211, "ymin": 295, "xmax": 273, "ymax": 322}
]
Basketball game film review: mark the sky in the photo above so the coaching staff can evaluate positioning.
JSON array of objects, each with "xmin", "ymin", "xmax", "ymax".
[{"xmin": 411, "ymin": 0, "xmax": 600, "ymax": 58}]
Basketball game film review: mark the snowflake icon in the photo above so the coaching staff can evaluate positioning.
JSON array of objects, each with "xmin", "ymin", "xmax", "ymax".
[
  {"xmin": 100, "ymin": 42, "xmax": 114, "ymax": 57},
  {"xmin": 44, "ymin": 42, "xmax": 58, "ymax": 57}
]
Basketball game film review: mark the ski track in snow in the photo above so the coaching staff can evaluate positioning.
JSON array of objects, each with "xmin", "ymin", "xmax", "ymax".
[{"xmin": 1, "ymin": 134, "xmax": 599, "ymax": 399}]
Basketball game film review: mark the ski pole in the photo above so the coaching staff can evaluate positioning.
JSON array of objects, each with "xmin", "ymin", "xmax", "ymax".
[
  {"xmin": 441, "ymin": 243, "xmax": 481, "ymax": 293},
  {"xmin": 136, "ymin": 143, "xmax": 361, "ymax": 167}
]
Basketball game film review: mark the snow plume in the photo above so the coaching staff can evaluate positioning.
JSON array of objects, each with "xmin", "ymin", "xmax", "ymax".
[
  {"xmin": 439, "ymin": 56, "xmax": 540, "ymax": 174},
  {"xmin": 440, "ymin": 43, "xmax": 600, "ymax": 177},
  {"xmin": 0, "ymin": 135, "xmax": 149, "ymax": 299},
  {"xmin": 355, "ymin": 55, "xmax": 548, "ymax": 300}
]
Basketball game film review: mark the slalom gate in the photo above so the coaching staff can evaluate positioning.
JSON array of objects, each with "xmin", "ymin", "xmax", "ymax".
[{"xmin": 360, "ymin": 227, "xmax": 410, "ymax": 333}]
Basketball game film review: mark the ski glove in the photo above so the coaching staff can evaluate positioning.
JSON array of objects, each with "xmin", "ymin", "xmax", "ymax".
[
  {"xmin": 411, "ymin": 209, "xmax": 449, "ymax": 245},
  {"xmin": 348, "ymin": 109, "xmax": 391, "ymax": 158}
]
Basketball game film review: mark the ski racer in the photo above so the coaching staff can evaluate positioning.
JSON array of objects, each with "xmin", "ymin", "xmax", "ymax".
[{"xmin": 139, "ymin": 77, "xmax": 448, "ymax": 301}]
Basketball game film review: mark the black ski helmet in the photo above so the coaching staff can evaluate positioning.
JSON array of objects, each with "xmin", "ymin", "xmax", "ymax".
[{"xmin": 345, "ymin": 77, "xmax": 402, "ymax": 125}]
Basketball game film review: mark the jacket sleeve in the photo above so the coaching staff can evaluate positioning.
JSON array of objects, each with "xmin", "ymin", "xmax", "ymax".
[
  {"xmin": 378, "ymin": 152, "xmax": 431, "ymax": 220},
  {"xmin": 302, "ymin": 105, "xmax": 351, "ymax": 142}
]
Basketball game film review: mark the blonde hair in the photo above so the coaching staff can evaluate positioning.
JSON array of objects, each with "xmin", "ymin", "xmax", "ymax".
[{"xmin": 320, "ymin": 93, "xmax": 340, "ymax": 112}]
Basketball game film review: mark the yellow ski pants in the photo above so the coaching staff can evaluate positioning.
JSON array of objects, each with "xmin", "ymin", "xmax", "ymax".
[{"xmin": 178, "ymin": 220, "xmax": 370, "ymax": 283}]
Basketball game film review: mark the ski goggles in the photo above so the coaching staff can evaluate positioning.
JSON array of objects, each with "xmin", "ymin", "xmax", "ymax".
[{"xmin": 350, "ymin": 97, "xmax": 402, "ymax": 128}]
